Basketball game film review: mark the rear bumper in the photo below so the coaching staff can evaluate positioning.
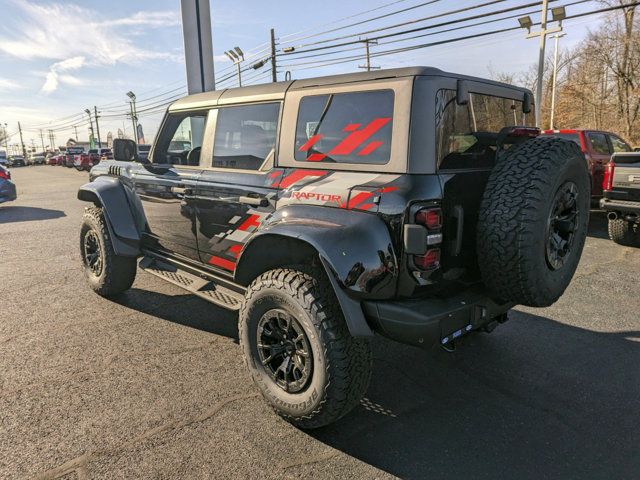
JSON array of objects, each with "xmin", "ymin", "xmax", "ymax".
[
  {"xmin": 362, "ymin": 289, "xmax": 513, "ymax": 348},
  {"xmin": 600, "ymin": 197, "xmax": 640, "ymax": 214}
]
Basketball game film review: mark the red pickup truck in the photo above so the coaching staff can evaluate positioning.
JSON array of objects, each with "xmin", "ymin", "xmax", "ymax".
[{"xmin": 542, "ymin": 129, "xmax": 633, "ymax": 202}]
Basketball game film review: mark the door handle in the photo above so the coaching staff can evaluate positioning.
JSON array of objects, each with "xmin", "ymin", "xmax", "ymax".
[
  {"xmin": 171, "ymin": 187, "xmax": 193, "ymax": 196},
  {"xmin": 239, "ymin": 195, "xmax": 268, "ymax": 207}
]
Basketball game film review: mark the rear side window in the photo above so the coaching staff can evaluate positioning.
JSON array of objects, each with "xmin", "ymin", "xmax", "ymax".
[
  {"xmin": 609, "ymin": 135, "xmax": 631, "ymax": 153},
  {"xmin": 213, "ymin": 102, "xmax": 280, "ymax": 171},
  {"xmin": 588, "ymin": 133, "xmax": 610, "ymax": 155},
  {"xmin": 295, "ymin": 90, "xmax": 394, "ymax": 165},
  {"xmin": 435, "ymin": 89, "xmax": 534, "ymax": 170},
  {"xmin": 546, "ymin": 133, "xmax": 582, "ymax": 147}
]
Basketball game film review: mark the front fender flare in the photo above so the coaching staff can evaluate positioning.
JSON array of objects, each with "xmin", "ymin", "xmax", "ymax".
[{"xmin": 77, "ymin": 176, "xmax": 143, "ymax": 257}]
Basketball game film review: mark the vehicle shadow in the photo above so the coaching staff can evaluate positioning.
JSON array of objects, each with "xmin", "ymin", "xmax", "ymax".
[
  {"xmin": 113, "ymin": 288, "xmax": 239, "ymax": 341},
  {"xmin": 311, "ymin": 310, "xmax": 640, "ymax": 479},
  {"xmin": 115, "ymin": 283, "xmax": 640, "ymax": 478},
  {"xmin": 0, "ymin": 206, "xmax": 66, "ymax": 223},
  {"xmin": 587, "ymin": 209, "xmax": 609, "ymax": 239}
]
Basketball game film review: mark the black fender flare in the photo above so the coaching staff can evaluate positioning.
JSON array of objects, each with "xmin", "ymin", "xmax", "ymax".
[
  {"xmin": 77, "ymin": 176, "xmax": 143, "ymax": 257},
  {"xmin": 235, "ymin": 205, "xmax": 399, "ymax": 337}
]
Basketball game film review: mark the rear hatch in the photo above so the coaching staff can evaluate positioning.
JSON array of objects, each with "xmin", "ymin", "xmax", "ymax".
[{"xmin": 609, "ymin": 152, "xmax": 640, "ymax": 202}]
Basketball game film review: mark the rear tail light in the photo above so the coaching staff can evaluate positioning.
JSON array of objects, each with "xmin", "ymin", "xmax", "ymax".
[
  {"xmin": 415, "ymin": 208, "xmax": 442, "ymax": 229},
  {"xmin": 603, "ymin": 161, "xmax": 615, "ymax": 191},
  {"xmin": 0, "ymin": 169, "xmax": 9, "ymax": 180},
  {"xmin": 414, "ymin": 248, "xmax": 441, "ymax": 270}
]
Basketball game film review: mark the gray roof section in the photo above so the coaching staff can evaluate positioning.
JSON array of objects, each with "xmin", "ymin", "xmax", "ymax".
[{"xmin": 169, "ymin": 66, "xmax": 530, "ymax": 111}]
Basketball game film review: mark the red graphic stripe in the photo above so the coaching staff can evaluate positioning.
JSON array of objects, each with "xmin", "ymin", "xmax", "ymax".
[
  {"xmin": 357, "ymin": 141, "xmax": 383, "ymax": 156},
  {"xmin": 346, "ymin": 191, "xmax": 374, "ymax": 209},
  {"xmin": 329, "ymin": 117, "xmax": 391, "ymax": 156},
  {"xmin": 229, "ymin": 244, "xmax": 243, "ymax": 258},
  {"xmin": 208, "ymin": 256, "xmax": 236, "ymax": 271},
  {"xmin": 343, "ymin": 123, "xmax": 361, "ymax": 132},
  {"xmin": 278, "ymin": 170, "xmax": 327, "ymax": 189},
  {"xmin": 237, "ymin": 214, "xmax": 261, "ymax": 231},
  {"xmin": 307, "ymin": 153, "xmax": 327, "ymax": 162},
  {"xmin": 299, "ymin": 134, "xmax": 323, "ymax": 152}
]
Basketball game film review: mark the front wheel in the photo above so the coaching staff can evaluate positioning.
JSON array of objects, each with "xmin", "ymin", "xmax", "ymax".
[
  {"xmin": 239, "ymin": 267, "xmax": 372, "ymax": 429},
  {"xmin": 80, "ymin": 207, "xmax": 137, "ymax": 296}
]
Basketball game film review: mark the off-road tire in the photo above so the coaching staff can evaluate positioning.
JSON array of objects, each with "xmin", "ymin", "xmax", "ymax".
[
  {"xmin": 477, "ymin": 136, "xmax": 590, "ymax": 307},
  {"xmin": 239, "ymin": 267, "xmax": 372, "ymax": 429},
  {"xmin": 608, "ymin": 218, "xmax": 640, "ymax": 247},
  {"xmin": 80, "ymin": 207, "xmax": 137, "ymax": 296}
]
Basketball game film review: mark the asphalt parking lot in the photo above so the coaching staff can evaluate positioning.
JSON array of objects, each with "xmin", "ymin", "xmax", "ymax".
[{"xmin": 1, "ymin": 166, "xmax": 639, "ymax": 479}]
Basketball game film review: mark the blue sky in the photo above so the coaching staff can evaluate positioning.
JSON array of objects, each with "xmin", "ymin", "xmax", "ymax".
[{"xmin": 0, "ymin": 0, "xmax": 606, "ymax": 149}]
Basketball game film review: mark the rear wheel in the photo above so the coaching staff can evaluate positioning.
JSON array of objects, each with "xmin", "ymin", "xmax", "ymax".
[
  {"xmin": 80, "ymin": 207, "xmax": 137, "ymax": 296},
  {"xmin": 608, "ymin": 218, "xmax": 640, "ymax": 247},
  {"xmin": 477, "ymin": 136, "xmax": 591, "ymax": 307},
  {"xmin": 239, "ymin": 267, "xmax": 372, "ymax": 429}
]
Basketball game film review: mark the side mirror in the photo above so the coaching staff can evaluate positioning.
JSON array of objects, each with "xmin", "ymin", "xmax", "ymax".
[
  {"xmin": 456, "ymin": 80, "xmax": 469, "ymax": 105},
  {"xmin": 113, "ymin": 138, "xmax": 138, "ymax": 162},
  {"xmin": 523, "ymin": 92, "xmax": 533, "ymax": 114}
]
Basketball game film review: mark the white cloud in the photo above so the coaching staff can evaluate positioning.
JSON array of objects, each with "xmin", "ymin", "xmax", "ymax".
[
  {"xmin": 41, "ymin": 56, "xmax": 86, "ymax": 94},
  {"xmin": 0, "ymin": 78, "xmax": 24, "ymax": 91},
  {"xmin": 104, "ymin": 11, "xmax": 181, "ymax": 28},
  {"xmin": 0, "ymin": 1, "xmax": 181, "ymax": 93}
]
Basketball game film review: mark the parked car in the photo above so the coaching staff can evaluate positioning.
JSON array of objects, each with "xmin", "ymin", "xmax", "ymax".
[
  {"xmin": 600, "ymin": 152, "xmax": 640, "ymax": 247},
  {"xmin": 32, "ymin": 155, "xmax": 46, "ymax": 165},
  {"xmin": 542, "ymin": 129, "xmax": 632, "ymax": 202},
  {"xmin": 99, "ymin": 148, "xmax": 112, "ymax": 161},
  {"xmin": 0, "ymin": 151, "xmax": 7, "ymax": 166},
  {"xmin": 77, "ymin": 66, "xmax": 590, "ymax": 428},
  {"xmin": 8, "ymin": 155, "xmax": 25, "ymax": 167},
  {"xmin": 74, "ymin": 153, "xmax": 97, "ymax": 171},
  {"xmin": 0, "ymin": 164, "xmax": 17, "ymax": 204},
  {"xmin": 48, "ymin": 154, "xmax": 63, "ymax": 165},
  {"xmin": 137, "ymin": 144, "xmax": 151, "ymax": 162}
]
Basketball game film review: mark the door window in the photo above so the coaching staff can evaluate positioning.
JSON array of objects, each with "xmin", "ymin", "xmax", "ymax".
[
  {"xmin": 152, "ymin": 112, "xmax": 207, "ymax": 166},
  {"xmin": 294, "ymin": 90, "xmax": 394, "ymax": 165},
  {"xmin": 212, "ymin": 103, "xmax": 280, "ymax": 171},
  {"xmin": 587, "ymin": 133, "xmax": 610, "ymax": 155},
  {"xmin": 609, "ymin": 135, "xmax": 631, "ymax": 153}
]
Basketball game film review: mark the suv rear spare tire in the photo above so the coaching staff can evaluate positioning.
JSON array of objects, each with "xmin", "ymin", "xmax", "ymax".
[
  {"xmin": 608, "ymin": 218, "xmax": 640, "ymax": 247},
  {"xmin": 477, "ymin": 136, "xmax": 590, "ymax": 307}
]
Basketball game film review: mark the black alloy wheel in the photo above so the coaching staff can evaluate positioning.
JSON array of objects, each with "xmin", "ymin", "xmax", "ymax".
[
  {"xmin": 257, "ymin": 309, "xmax": 312, "ymax": 393},
  {"xmin": 546, "ymin": 181, "xmax": 579, "ymax": 270}
]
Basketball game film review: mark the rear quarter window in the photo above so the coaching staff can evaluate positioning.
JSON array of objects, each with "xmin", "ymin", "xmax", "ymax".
[
  {"xmin": 435, "ymin": 89, "xmax": 533, "ymax": 170},
  {"xmin": 294, "ymin": 90, "xmax": 394, "ymax": 165}
]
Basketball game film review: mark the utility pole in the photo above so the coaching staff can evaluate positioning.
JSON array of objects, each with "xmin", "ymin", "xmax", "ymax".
[
  {"xmin": 127, "ymin": 91, "xmax": 138, "ymax": 144},
  {"xmin": 270, "ymin": 28, "xmax": 277, "ymax": 82},
  {"xmin": 94, "ymin": 106, "xmax": 102, "ymax": 148},
  {"xmin": 2, "ymin": 123, "xmax": 8, "ymax": 152},
  {"xmin": 517, "ymin": 3, "xmax": 565, "ymax": 127},
  {"xmin": 85, "ymin": 108, "xmax": 95, "ymax": 148},
  {"xmin": 39, "ymin": 129, "xmax": 46, "ymax": 153},
  {"xmin": 74, "ymin": 125, "xmax": 79, "ymax": 142},
  {"xmin": 17, "ymin": 122, "xmax": 26, "ymax": 158},
  {"xmin": 358, "ymin": 38, "xmax": 380, "ymax": 72},
  {"xmin": 549, "ymin": 32, "xmax": 566, "ymax": 130}
]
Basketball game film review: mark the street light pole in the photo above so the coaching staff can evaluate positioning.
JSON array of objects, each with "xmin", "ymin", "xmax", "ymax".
[
  {"xmin": 127, "ymin": 91, "xmax": 138, "ymax": 144},
  {"xmin": 94, "ymin": 106, "xmax": 102, "ymax": 148},
  {"xmin": 224, "ymin": 47, "xmax": 245, "ymax": 87},
  {"xmin": 549, "ymin": 32, "xmax": 566, "ymax": 130},
  {"xmin": 358, "ymin": 38, "xmax": 380, "ymax": 72},
  {"xmin": 85, "ymin": 108, "xmax": 95, "ymax": 148},
  {"xmin": 518, "ymin": 3, "xmax": 565, "ymax": 127}
]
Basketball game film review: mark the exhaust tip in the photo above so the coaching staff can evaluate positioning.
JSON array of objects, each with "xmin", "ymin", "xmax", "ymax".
[{"xmin": 607, "ymin": 212, "xmax": 618, "ymax": 221}]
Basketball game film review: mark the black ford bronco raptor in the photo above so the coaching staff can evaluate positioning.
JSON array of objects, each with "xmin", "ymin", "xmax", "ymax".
[{"xmin": 78, "ymin": 67, "xmax": 590, "ymax": 428}]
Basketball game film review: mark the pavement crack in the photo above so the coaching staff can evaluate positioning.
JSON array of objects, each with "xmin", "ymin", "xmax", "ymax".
[
  {"xmin": 35, "ymin": 392, "xmax": 260, "ymax": 479},
  {"xmin": 279, "ymin": 451, "xmax": 338, "ymax": 471}
]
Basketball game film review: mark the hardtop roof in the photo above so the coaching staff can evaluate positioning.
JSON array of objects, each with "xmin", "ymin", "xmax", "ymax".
[{"xmin": 169, "ymin": 66, "xmax": 531, "ymax": 111}]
